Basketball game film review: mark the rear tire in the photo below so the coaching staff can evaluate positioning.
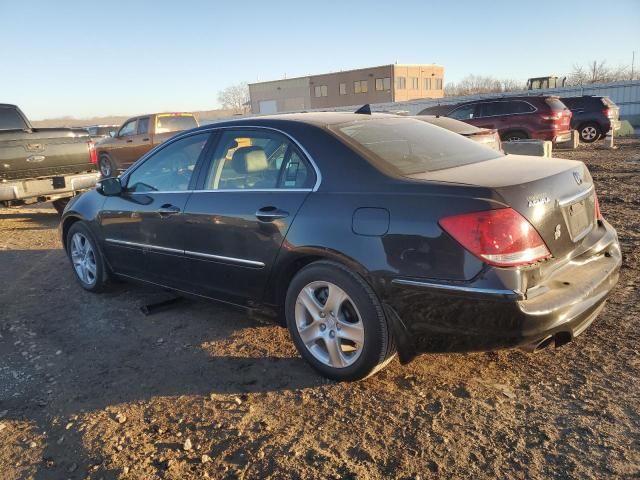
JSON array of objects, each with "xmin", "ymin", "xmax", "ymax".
[
  {"xmin": 502, "ymin": 130, "xmax": 529, "ymax": 141},
  {"xmin": 285, "ymin": 260, "xmax": 396, "ymax": 381},
  {"xmin": 66, "ymin": 221, "xmax": 109, "ymax": 293},
  {"xmin": 52, "ymin": 198, "xmax": 70, "ymax": 215},
  {"xmin": 99, "ymin": 155, "xmax": 116, "ymax": 178},
  {"xmin": 578, "ymin": 123, "xmax": 601, "ymax": 143}
]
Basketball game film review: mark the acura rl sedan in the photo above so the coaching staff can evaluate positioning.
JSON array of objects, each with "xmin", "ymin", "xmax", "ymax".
[{"xmin": 60, "ymin": 112, "xmax": 621, "ymax": 381}]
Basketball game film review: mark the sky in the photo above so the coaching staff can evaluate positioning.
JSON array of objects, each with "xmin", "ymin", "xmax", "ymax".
[{"xmin": 2, "ymin": 0, "xmax": 639, "ymax": 120}]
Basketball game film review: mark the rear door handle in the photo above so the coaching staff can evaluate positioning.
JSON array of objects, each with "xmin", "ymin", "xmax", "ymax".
[
  {"xmin": 157, "ymin": 204, "xmax": 181, "ymax": 216},
  {"xmin": 126, "ymin": 139, "xmax": 133, "ymax": 143},
  {"xmin": 142, "ymin": 138, "xmax": 150, "ymax": 142},
  {"xmin": 256, "ymin": 206, "xmax": 289, "ymax": 221}
]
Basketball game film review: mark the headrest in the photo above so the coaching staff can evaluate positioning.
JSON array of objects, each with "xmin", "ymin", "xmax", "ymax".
[{"xmin": 231, "ymin": 146, "xmax": 268, "ymax": 174}]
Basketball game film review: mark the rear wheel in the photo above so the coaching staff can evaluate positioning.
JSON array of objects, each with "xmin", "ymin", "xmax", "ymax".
[
  {"xmin": 502, "ymin": 130, "xmax": 529, "ymax": 141},
  {"xmin": 285, "ymin": 261, "xmax": 395, "ymax": 381},
  {"xmin": 579, "ymin": 123, "xmax": 601, "ymax": 143},
  {"xmin": 98, "ymin": 155, "xmax": 116, "ymax": 178},
  {"xmin": 66, "ymin": 222, "xmax": 109, "ymax": 292}
]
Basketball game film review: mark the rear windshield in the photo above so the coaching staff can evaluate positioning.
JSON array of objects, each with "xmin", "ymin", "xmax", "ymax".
[
  {"xmin": 331, "ymin": 117, "xmax": 502, "ymax": 175},
  {"xmin": 545, "ymin": 98, "xmax": 568, "ymax": 112},
  {"xmin": 0, "ymin": 107, "xmax": 28, "ymax": 130},
  {"xmin": 155, "ymin": 114, "xmax": 197, "ymax": 134},
  {"xmin": 601, "ymin": 96, "xmax": 616, "ymax": 107}
]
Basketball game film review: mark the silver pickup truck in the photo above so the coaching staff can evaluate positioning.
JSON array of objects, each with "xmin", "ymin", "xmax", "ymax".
[{"xmin": 0, "ymin": 104, "xmax": 100, "ymax": 213}]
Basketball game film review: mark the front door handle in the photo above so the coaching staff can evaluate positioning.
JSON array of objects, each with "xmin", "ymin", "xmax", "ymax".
[
  {"xmin": 256, "ymin": 206, "xmax": 289, "ymax": 222},
  {"xmin": 157, "ymin": 204, "xmax": 181, "ymax": 216},
  {"xmin": 126, "ymin": 139, "xmax": 133, "ymax": 143}
]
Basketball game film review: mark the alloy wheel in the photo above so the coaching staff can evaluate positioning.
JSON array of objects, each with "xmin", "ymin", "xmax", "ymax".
[
  {"xmin": 99, "ymin": 158, "xmax": 112, "ymax": 177},
  {"xmin": 294, "ymin": 281, "xmax": 365, "ymax": 368},
  {"xmin": 581, "ymin": 126, "xmax": 598, "ymax": 141},
  {"xmin": 70, "ymin": 232, "xmax": 97, "ymax": 286}
]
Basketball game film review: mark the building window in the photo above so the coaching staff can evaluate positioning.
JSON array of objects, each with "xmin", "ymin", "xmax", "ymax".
[
  {"xmin": 375, "ymin": 77, "xmax": 391, "ymax": 91},
  {"xmin": 435, "ymin": 78, "xmax": 443, "ymax": 90},
  {"xmin": 314, "ymin": 85, "xmax": 328, "ymax": 97},
  {"xmin": 410, "ymin": 77, "xmax": 419, "ymax": 89},
  {"xmin": 395, "ymin": 77, "xmax": 406, "ymax": 89},
  {"xmin": 339, "ymin": 83, "xmax": 347, "ymax": 95},
  {"xmin": 424, "ymin": 78, "xmax": 432, "ymax": 90},
  {"xmin": 354, "ymin": 80, "xmax": 368, "ymax": 94}
]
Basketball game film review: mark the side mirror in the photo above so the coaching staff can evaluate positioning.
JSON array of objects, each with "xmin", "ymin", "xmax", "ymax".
[
  {"xmin": 96, "ymin": 177, "xmax": 122, "ymax": 196},
  {"xmin": 109, "ymin": 131, "xmax": 116, "ymax": 137}
]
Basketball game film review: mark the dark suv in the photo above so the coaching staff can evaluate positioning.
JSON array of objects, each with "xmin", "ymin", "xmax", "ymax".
[
  {"xmin": 560, "ymin": 96, "xmax": 620, "ymax": 143},
  {"xmin": 418, "ymin": 96, "xmax": 572, "ymax": 143}
]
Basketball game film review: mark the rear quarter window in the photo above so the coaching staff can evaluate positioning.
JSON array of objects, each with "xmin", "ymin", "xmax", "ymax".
[
  {"xmin": 545, "ymin": 98, "xmax": 568, "ymax": 112},
  {"xmin": 331, "ymin": 117, "xmax": 502, "ymax": 176}
]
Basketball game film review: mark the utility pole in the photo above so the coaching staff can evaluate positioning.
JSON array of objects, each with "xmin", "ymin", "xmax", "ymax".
[{"xmin": 632, "ymin": 51, "xmax": 635, "ymax": 81}]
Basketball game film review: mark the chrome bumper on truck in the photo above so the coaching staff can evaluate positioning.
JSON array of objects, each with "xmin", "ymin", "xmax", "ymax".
[{"xmin": 0, "ymin": 172, "xmax": 99, "ymax": 202}]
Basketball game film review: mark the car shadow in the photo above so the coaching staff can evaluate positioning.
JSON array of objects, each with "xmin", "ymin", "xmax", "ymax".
[{"xmin": 0, "ymin": 247, "xmax": 326, "ymax": 479}]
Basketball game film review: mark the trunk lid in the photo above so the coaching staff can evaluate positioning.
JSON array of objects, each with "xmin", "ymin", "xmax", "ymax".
[{"xmin": 407, "ymin": 154, "xmax": 598, "ymax": 259}]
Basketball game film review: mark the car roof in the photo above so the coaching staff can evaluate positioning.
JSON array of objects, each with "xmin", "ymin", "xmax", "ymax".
[{"xmin": 197, "ymin": 112, "xmax": 407, "ymax": 130}]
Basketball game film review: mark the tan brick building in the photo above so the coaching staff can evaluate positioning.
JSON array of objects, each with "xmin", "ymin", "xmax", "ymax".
[{"xmin": 249, "ymin": 64, "xmax": 444, "ymax": 114}]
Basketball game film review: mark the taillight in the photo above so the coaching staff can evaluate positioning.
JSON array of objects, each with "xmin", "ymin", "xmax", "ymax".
[
  {"xmin": 88, "ymin": 141, "xmax": 97, "ymax": 164},
  {"xmin": 594, "ymin": 192, "xmax": 603, "ymax": 220},
  {"xmin": 602, "ymin": 107, "xmax": 614, "ymax": 118},
  {"xmin": 439, "ymin": 208, "xmax": 551, "ymax": 267}
]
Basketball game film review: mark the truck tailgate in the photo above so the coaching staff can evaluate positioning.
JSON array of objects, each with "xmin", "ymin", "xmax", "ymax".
[{"xmin": 0, "ymin": 128, "xmax": 95, "ymax": 181}]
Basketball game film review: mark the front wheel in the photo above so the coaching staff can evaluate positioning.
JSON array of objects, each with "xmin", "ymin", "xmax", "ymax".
[
  {"xmin": 66, "ymin": 222, "xmax": 109, "ymax": 292},
  {"xmin": 285, "ymin": 261, "xmax": 395, "ymax": 381}
]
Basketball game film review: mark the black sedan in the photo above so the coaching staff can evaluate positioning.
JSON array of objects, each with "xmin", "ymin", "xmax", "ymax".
[{"xmin": 60, "ymin": 112, "xmax": 621, "ymax": 381}]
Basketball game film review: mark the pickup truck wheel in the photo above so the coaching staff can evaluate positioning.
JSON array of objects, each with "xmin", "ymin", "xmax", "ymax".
[
  {"xmin": 52, "ymin": 198, "xmax": 69, "ymax": 215},
  {"xmin": 99, "ymin": 155, "xmax": 115, "ymax": 178},
  {"xmin": 66, "ymin": 222, "xmax": 108, "ymax": 292},
  {"xmin": 579, "ymin": 123, "xmax": 601, "ymax": 143},
  {"xmin": 285, "ymin": 261, "xmax": 396, "ymax": 381}
]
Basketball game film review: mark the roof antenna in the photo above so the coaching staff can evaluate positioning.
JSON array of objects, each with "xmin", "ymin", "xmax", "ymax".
[{"xmin": 354, "ymin": 104, "xmax": 372, "ymax": 115}]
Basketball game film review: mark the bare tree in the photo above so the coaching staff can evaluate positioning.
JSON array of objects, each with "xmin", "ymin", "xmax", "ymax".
[
  {"xmin": 566, "ymin": 60, "xmax": 629, "ymax": 86},
  {"xmin": 217, "ymin": 82, "xmax": 249, "ymax": 113},
  {"xmin": 445, "ymin": 75, "xmax": 524, "ymax": 97}
]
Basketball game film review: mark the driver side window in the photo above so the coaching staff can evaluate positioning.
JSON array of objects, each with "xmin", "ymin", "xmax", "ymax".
[
  {"xmin": 125, "ymin": 133, "xmax": 210, "ymax": 193},
  {"xmin": 118, "ymin": 119, "xmax": 137, "ymax": 137}
]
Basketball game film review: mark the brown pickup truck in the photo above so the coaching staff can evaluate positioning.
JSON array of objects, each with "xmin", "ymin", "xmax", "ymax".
[{"xmin": 95, "ymin": 112, "xmax": 198, "ymax": 177}]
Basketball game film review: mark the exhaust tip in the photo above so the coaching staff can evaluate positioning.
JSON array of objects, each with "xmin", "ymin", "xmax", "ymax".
[{"xmin": 534, "ymin": 335, "xmax": 554, "ymax": 352}]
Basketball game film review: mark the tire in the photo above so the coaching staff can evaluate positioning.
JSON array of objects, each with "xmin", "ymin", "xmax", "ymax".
[
  {"xmin": 502, "ymin": 130, "xmax": 529, "ymax": 141},
  {"xmin": 65, "ymin": 221, "xmax": 109, "ymax": 292},
  {"xmin": 285, "ymin": 260, "xmax": 396, "ymax": 381},
  {"xmin": 98, "ymin": 155, "xmax": 116, "ymax": 178},
  {"xmin": 52, "ymin": 198, "xmax": 70, "ymax": 215},
  {"xmin": 578, "ymin": 123, "xmax": 602, "ymax": 143}
]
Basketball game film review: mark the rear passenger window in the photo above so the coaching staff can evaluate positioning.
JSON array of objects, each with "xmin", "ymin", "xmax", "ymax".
[
  {"xmin": 138, "ymin": 117, "xmax": 150, "ymax": 135},
  {"xmin": 205, "ymin": 130, "xmax": 315, "ymax": 190}
]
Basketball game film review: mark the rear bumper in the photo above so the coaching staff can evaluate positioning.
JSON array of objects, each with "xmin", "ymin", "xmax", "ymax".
[
  {"xmin": 383, "ymin": 221, "xmax": 621, "ymax": 363},
  {"xmin": 0, "ymin": 172, "xmax": 99, "ymax": 202},
  {"xmin": 529, "ymin": 130, "xmax": 572, "ymax": 143}
]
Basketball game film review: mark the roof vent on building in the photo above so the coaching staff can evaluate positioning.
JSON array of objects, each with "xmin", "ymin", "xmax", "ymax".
[{"xmin": 354, "ymin": 104, "xmax": 372, "ymax": 115}]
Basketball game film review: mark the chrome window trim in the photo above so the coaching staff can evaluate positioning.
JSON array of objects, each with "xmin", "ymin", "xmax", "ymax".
[
  {"xmin": 105, "ymin": 238, "xmax": 265, "ymax": 268},
  {"xmin": 450, "ymin": 100, "xmax": 538, "ymax": 120},
  {"xmin": 558, "ymin": 184, "xmax": 594, "ymax": 207},
  {"xmin": 391, "ymin": 278, "xmax": 524, "ymax": 300},
  {"xmin": 126, "ymin": 188, "xmax": 313, "ymax": 195},
  {"xmin": 121, "ymin": 125, "xmax": 322, "ymax": 192}
]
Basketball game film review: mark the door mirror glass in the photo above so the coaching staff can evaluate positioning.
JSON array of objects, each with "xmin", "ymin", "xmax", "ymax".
[
  {"xmin": 97, "ymin": 177, "xmax": 122, "ymax": 196},
  {"xmin": 109, "ymin": 130, "xmax": 116, "ymax": 137}
]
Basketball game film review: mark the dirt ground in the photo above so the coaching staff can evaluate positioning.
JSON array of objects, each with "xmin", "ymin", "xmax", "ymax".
[{"xmin": 1, "ymin": 139, "xmax": 639, "ymax": 480}]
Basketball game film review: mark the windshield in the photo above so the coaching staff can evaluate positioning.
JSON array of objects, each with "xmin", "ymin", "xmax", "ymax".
[
  {"xmin": 331, "ymin": 117, "xmax": 502, "ymax": 175},
  {"xmin": 155, "ymin": 114, "xmax": 198, "ymax": 134}
]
